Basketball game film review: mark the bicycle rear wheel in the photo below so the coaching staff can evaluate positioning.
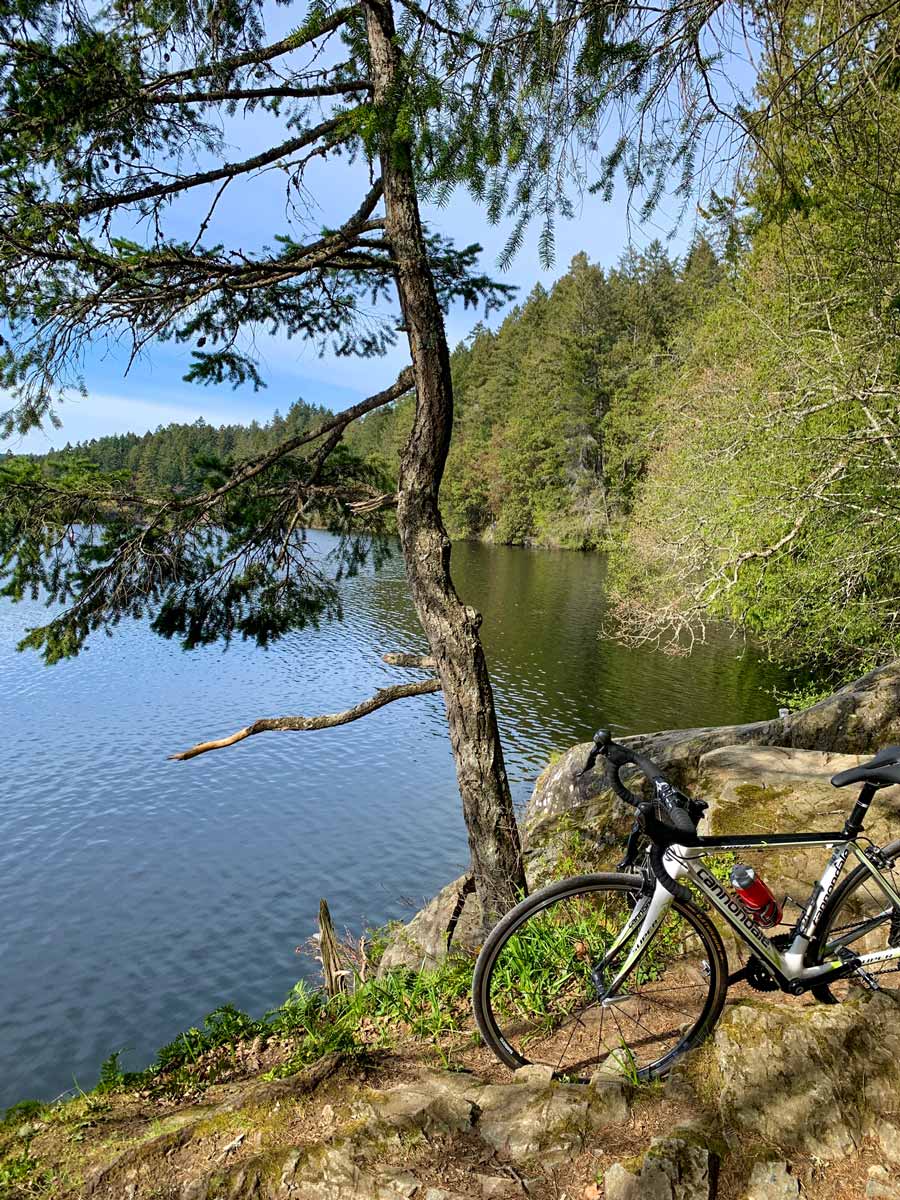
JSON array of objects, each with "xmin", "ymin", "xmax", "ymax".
[
  {"xmin": 810, "ymin": 839, "xmax": 900, "ymax": 1003},
  {"xmin": 472, "ymin": 873, "xmax": 728, "ymax": 1081}
]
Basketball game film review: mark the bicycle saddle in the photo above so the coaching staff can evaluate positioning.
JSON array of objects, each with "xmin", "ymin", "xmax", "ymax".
[{"xmin": 831, "ymin": 745, "xmax": 900, "ymax": 788}]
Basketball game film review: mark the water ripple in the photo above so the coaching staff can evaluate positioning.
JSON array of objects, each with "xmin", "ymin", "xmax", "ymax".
[{"xmin": 0, "ymin": 532, "xmax": 785, "ymax": 1106}]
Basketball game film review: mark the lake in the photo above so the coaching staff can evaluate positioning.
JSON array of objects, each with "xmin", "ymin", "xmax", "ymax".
[{"xmin": 1, "ymin": 533, "xmax": 785, "ymax": 1108}]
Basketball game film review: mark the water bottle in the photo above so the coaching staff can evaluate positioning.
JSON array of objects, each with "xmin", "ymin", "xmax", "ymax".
[{"xmin": 730, "ymin": 864, "xmax": 782, "ymax": 927}]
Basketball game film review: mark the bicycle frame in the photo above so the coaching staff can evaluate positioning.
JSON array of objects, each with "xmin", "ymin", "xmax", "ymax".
[{"xmin": 597, "ymin": 832, "xmax": 900, "ymax": 1000}]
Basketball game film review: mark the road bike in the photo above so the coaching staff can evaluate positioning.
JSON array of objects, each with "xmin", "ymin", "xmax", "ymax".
[{"xmin": 472, "ymin": 731, "xmax": 900, "ymax": 1080}]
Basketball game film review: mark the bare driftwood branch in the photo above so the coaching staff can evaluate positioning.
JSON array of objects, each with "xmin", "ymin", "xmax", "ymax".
[
  {"xmin": 169, "ymin": 678, "xmax": 441, "ymax": 761},
  {"xmin": 381, "ymin": 651, "xmax": 436, "ymax": 668}
]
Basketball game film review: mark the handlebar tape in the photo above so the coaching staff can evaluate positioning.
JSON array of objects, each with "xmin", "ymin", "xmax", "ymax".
[{"xmin": 577, "ymin": 731, "xmax": 701, "ymax": 903}]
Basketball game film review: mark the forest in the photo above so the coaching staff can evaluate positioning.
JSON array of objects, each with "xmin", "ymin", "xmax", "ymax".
[
  {"xmin": 24, "ymin": 235, "xmax": 721, "ymax": 544},
  {"xmin": 21, "ymin": 153, "xmax": 899, "ymax": 689},
  {"xmin": 25, "ymin": 398, "xmax": 334, "ymax": 493}
]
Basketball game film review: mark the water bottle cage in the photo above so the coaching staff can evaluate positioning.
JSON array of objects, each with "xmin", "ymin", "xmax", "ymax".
[{"xmin": 738, "ymin": 895, "xmax": 781, "ymax": 928}]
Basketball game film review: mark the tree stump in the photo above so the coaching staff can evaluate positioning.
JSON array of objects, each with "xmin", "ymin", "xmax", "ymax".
[{"xmin": 318, "ymin": 899, "xmax": 348, "ymax": 997}]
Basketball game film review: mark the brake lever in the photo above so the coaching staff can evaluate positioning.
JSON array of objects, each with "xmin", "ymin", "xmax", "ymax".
[
  {"xmin": 575, "ymin": 746, "xmax": 599, "ymax": 779},
  {"xmin": 574, "ymin": 729, "xmax": 612, "ymax": 779}
]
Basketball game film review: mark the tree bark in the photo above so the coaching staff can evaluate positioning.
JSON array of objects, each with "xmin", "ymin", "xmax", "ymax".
[{"xmin": 363, "ymin": 0, "xmax": 527, "ymax": 924}]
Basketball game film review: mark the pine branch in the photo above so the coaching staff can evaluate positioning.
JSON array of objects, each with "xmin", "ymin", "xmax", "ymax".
[
  {"xmin": 394, "ymin": 0, "xmax": 482, "ymax": 44},
  {"xmin": 148, "ymin": 80, "xmax": 373, "ymax": 105},
  {"xmin": 144, "ymin": 7, "xmax": 359, "ymax": 93},
  {"xmin": 68, "ymin": 114, "xmax": 352, "ymax": 218},
  {"xmin": 173, "ymin": 366, "xmax": 413, "ymax": 512}
]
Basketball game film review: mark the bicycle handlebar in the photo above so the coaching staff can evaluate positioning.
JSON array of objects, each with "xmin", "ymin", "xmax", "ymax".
[
  {"xmin": 578, "ymin": 729, "xmax": 704, "ymax": 901},
  {"xmin": 583, "ymin": 729, "xmax": 667, "ymax": 801}
]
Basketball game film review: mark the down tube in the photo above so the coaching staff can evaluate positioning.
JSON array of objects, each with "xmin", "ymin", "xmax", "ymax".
[{"xmin": 682, "ymin": 859, "xmax": 784, "ymax": 972}]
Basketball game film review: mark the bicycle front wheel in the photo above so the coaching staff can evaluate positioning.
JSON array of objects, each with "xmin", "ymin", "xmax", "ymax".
[{"xmin": 472, "ymin": 873, "xmax": 728, "ymax": 1081}]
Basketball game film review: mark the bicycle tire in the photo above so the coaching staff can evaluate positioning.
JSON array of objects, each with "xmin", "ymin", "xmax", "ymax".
[
  {"xmin": 472, "ymin": 872, "xmax": 728, "ymax": 1081},
  {"xmin": 809, "ymin": 838, "xmax": 900, "ymax": 1003}
]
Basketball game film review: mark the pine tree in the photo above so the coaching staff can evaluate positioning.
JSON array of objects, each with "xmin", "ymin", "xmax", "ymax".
[{"xmin": 0, "ymin": 0, "xmax": 525, "ymax": 923}]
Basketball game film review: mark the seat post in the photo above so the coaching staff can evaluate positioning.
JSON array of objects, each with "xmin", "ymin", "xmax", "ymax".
[{"xmin": 842, "ymin": 783, "xmax": 879, "ymax": 839}]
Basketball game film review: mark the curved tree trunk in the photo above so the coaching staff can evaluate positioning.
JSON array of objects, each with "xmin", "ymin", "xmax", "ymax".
[{"xmin": 364, "ymin": 0, "xmax": 526, "ymax": 924}]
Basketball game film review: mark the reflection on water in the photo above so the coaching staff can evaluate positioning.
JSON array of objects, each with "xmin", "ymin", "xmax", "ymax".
[{"xmin": 0, "ymin": 533, "xmax": 784, "ymax": 1106}]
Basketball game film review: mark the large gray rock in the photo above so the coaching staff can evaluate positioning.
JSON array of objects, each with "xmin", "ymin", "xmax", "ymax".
[
  {"xmin": 357, "ymin": 1067, "xmax": 628, "ymax": 1166},
  {"xmin": 704, "ymin": 991, "xmax": 900, "ymax": 1156},
  {"xmin": 185, "ymin": 1141, "xmax": 402, "ymax": 1200},
  {"xmin": 377, "ymin": 875, "xmax": 483, "ymax": 973},
  {"xmin": 523, "ymin": 661, "xmax": 900, "ymax": 884},
  {"xmin": 604, "ymin": 1132, "xmax": 717, "ymax": 1200},
  {"xmin": 744, "ymin": 1161, "xmax": 802, "ymax": 1200},
  {"xmin": 876, "ymin": 1120, "xmax": 900, "ymax": 1164},
  {"xmin": 182, "ymin": 1066, "xmax": 629, "ymax": 1198},
  {"xmin": 523, "ymin": 750, "xmax": 636, "ymax": 879},
  {"xmin": 594, "ymin": 659, "xmax": 900, "ymax": 787},
  {"xmin": 700, "ymin": 744, "xmax": 900, "ymax": 898},
  {"xmin": 475, "ymin": 1077, "xmax": 627, "ymax": 1163},
  {"xmin": 780, "ymin": 662, "xmax": 900, "ymax": 753},
  {"xmin": 868, "ymin": 1166, "xmax": 900, "ymax": 1199},
  {"xmin": 354, "ymin": 1070, "xmax": 479, "ymax": 1139},
  {"xmin": 380, "ymin": 661, "xmax": 900, "ymax": 969}
]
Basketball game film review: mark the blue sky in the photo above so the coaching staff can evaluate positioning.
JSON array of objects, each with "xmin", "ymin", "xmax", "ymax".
[
  {"xmin": 7, "ymin": 186, "xmax": 687, "ymax": 456},
  {"xmin": 3, "ymin": 6, "xmax": 717, "ymax": 456}
]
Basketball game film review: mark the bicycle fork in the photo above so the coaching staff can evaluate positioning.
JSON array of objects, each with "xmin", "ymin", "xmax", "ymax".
[{"xmin": 591, "ymin": 852, "xmax": 687, "ymax": 1002}]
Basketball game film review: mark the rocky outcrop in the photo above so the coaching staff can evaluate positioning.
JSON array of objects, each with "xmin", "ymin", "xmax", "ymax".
[
  {"xmin": 349, "ymin": 1065, "xmax": 628, "ymax": 1167},
  {"xmin": 701, "ymin": 744, "xmax": 900, "ymax": 898},
  {"xmin": 378, "ymin": 875, "xmax": 484, "ymax": 972},
  {"xmin": 743, "ymin": 1161, "xmax": 802, "ymax": 1200},
  {"xmin": 868, "ymin": 1166, "xmax": 900, "ymax": 1198},
  {"xmin": 11, "ymin": 986, "xmax": 900, "ymax": 1199},
  {"xmin": 525, "ymin": 660, "xmax": 900, "ymax": 875},
  {"xmin": 524, "ymin": 740, "xmax": 900, "ymax": 930},
  {"xmin": 380, "ymin": 661, "xmax": 900, "ymax": 970},
  {"xmin": 596, "ymin": 990, "xmax": 900, "ymax": 1199},
  {"xmin": 694, "ymin": 991, "xmax": 900, "ymax": 1157},
  {"xmin": 604, "ymin": 1132, "xmax": 718, "ymax": 1200},
  {"xmin": 523, "ymin": 750, "xmax": 636, "ymax": 881},
  {"xmin": 72, "ymin": 1062, "xmax": 628, "ymax": 1200}
]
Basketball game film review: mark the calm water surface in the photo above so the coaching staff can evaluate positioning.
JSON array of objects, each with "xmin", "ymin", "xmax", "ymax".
[{"xmin": 1, "ymin": 534, "xmax": 785, "ymax": 1107}]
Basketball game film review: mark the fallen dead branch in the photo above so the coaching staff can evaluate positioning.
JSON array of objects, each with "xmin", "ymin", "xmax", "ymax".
[{"xmin": 170, "ymin": 678, "xmax": 441, "ymax": 761}]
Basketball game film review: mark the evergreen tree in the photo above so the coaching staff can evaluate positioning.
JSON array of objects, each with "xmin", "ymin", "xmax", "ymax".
[
  {"xmin": 0, "ymin": 0, "xmax": 526, "ymax": 922},
  {"xmin": 352, "ymin": 244, "xmax": 722, "ymax": 548},
  {"xmin": 608, "ymin": 0, "xmax": 900, "ymax": 681}
]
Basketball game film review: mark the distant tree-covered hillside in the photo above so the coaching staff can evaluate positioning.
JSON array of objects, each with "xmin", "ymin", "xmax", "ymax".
[
  {"xmin": 25, "ymin": 243, "xmax": 722, "ymax": 546},
  {"xmin": 24, "ymin": 399, "xmax": 330, "ymax": 494},
  {"xmin": 348, "ymin": 238, "xmax": 723, "ymax": 549}
]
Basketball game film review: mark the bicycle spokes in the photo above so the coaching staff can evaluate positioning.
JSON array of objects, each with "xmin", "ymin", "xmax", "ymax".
[{"xmin": 474, "ymin": 877, "xmax": 726, "ymax": 1080}]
